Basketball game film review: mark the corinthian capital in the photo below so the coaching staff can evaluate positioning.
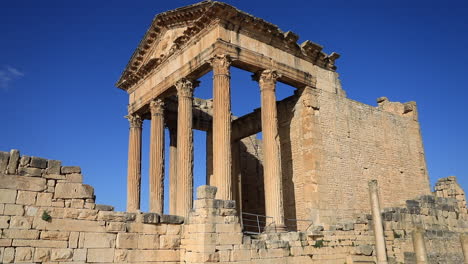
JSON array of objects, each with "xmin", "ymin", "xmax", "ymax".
[
  {"xmin": 209, "ymin": 54, "xmax": 231, "ymax": 76},
  {"xmin": 175, "ymin": 78, "xmax": 199, "ymax": 98},
  {"xmin": 253, "ymin": 69, "xmax": 281, "ymax": 91},
  {"xmin": 149, "ymin": 99, "xmax": 164, "ymax": 115},
  {"xmin": 125, "ymin": 114, "xmax": 143, "ymax": 128}
]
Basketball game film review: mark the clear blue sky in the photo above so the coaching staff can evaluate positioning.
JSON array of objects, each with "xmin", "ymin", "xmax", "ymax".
[{"xmin": 1, "ymin": 0, "xmax": 467, "ymax": 212}]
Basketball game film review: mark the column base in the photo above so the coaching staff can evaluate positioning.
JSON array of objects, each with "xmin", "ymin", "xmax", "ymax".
[{"xmin": 264, "ymin": 223, "xmax": 287, "ymax": 233}]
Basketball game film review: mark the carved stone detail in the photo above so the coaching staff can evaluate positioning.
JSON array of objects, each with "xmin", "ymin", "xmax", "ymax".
[
  {"xmin": 175, "ymin": 79, "xmax": 197, "ymax": 98},
  {"xmin": 149, "ymin": 99, "xmax": 164, "ymax": 115},
  {"xmin": 125, "ymin": 114, "xmax": 143, "ymax": 128},
  {"xmin": 209, "ymin": 54, "xmax": 231, "ymax": 77}
]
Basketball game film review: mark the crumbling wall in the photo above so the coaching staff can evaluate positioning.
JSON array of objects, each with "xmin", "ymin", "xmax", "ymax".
[{"xmin": 0, "ymin": 150, "xmax": 182, "ymax": 263}]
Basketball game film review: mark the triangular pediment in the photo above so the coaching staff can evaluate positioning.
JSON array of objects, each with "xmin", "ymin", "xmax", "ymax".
[{"xmin": 116, "ymin": 1, "xmax": 339, "ymax": 91}]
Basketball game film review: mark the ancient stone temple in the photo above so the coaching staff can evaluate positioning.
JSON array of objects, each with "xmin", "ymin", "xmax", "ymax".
[{"xmin": 0, "ymin": 1, "xmax": 467, "ymax": 263}]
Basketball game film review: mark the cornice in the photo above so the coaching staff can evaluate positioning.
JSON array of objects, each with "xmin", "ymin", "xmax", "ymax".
[{"xmin": 116, "ymin": 1, "xmax": 340, "ymax": 91}]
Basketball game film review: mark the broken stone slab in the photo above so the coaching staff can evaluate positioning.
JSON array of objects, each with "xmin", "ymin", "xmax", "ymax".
[
  {"xmin": 54, "ymin": 182, "xmax": 94, "ymax": 199},
  {"xmin": 0, "ymin": 175, "xmax": 46, "ymax": 191},
  {"xmin": 0, "ymin": 151, "xmax": 9, "ymax": 173},
  {"xmin": 47, "ymin": 160, "xmax": 62, "ymax": 175},
  {"xmin": 160, "ymin": 214, "xmax": 184, "ymax": 224},
  {"xmin": 30, "ymin": 156, "xmax": 47, "ymax": 169},
  {"xmin": 95, "ymin": 204, "xmax": 114, "ymax": 211},
  {"xmin": 7, "ymin": 149, "xmax": 20, "ymax": 174},
  {"xmin": 61, "ymin": 166, "xmax": 81, "ymax": 174},
  {"xmin": 18, "ymin": 167, "xmax": 42, "ymax": 177},
  {"xmin": 142, "ymin": 213, "xmax": 160, "ymax": 224},
  {"xmin": 97, "ymin": 211, "xmax": 136, "ymax": 222},
  {"xmin": 19, "ymin": 155, "xmax": 30, "ymax": 167},
  {"xmin": 197, "ymin": 185, "xmax": 217, "ymax": 199}
]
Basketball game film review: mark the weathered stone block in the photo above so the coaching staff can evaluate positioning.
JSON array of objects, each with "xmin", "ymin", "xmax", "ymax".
[
  {"xmin": 0, "ymin": 151, "xmax": 9, "ymax": 173},
  {"xmin": 30, "ymin": 156, "xmax": 47, "ymax": 168},
  {"xmin": 138, "ymin": 234, "xmax": 159, "ymax": 249},
  {"xmin": 33, "ymin": 248, "xmax": 50, "ymax": 262},
  {"xmin": 0, "ymin": 175, "xmax": 47, "ymax": 191},
  {"xmin": 98, "ymin": 211, "xmax": 136, "ymax": 222},
  {"xmin": 0, "ymin": 189, "xmax": 17, "ymax": 203},
  {"xmin": 197, "ymin": 185, "xmax": 217, "ymax": 199},
  {"xmin": 9, "ymin": 216, "xmax": 31, "ymax": 229},
  {"xmin": 19, "ymin": 155, "xmax": 30, "ymax": 166},
  {"xmin": 66, "ymin": 173, "xmax": 83, "ymax": 183},
  {"xmin": 160, "ymin": 214, "xmax": 184, "ymax": 224},
  {"xmin": 2, "ymin": 229, "xmax": 39, "ymax": 239},
  {"xmin": 61, "ymin": 166, "xmax": 81, "ymax": 174},
  {"xmin": 54, "ymin": 182, "xmax": 94, "ymax": 199},
  {"xmin": 36, "ymin": 192, "xmax": 53, "ymax": 206},
  {"xmin": 73, "ymin": 248, "xmax": 87, "ymax": 261},
  {"xmin": 142, "ymin": 212, "xmax": 160, "ymax": 224},
  {"xmin": 4, "ymin": 204, "xmax": 24, "ymax": 215},
  {"xmin": 3, "ymin": 247, "xmax": 15, "ymax": 263},
  {"xmin": 87, "ymin": 248, "xmax": 115, "ymax": 262},
  {"xmin": 32, "ymin": 217, "xmax": 106, "ymax": 232},
  {"xmin": 16, "ymin": 190, "xmax": 36, "ymax": 205},
  {"xmin": 15, "ymin": 247, "xmax": 33, "ymax": 262},
  {"xmin": 0, "ymin": 215, "xmax": 10, "ymax": 228},
  {"xmin": 95, "ymin": 204, "xmax": 114, "ymax": 211},
  {"xmin": 40, "ymin": 231, "xmax": 70, "ymax": 240},
  {"xmin": 6, "ymin": 149, "xmax": 19, "ymax": 174},
  {"xmin": 50, "ymin": 248, "xmax": 73, "ymax": 261},
  {"xmin": 116, "ymin": 233, "xmax": 138, "ymax": 249},
  {"xmin": 126, "ymin": 249, "xmax": 179, "ymax": 262},
  {"xmin": 160, "ymin": 235, "xmax": 180, "ymax": 249},
  {"xmin": 46, "ymin": 159, "xmax": 62, "ymax": 174},
  {"xmin": 18, "ymin": 167, "xmax": 42, "ymax": 177},
  {"xmin": 84, "ymin": 232, "xmax": 116, "ymax": 248},
  {"xmin": 44, "ymin": 173, "xmax": 65, "ymax": 180},
  {"xmin": 106, "ymin": 221, "xmax": 126, "ymax": 232}
]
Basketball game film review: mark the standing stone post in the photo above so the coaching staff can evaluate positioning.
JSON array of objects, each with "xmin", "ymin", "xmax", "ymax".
[
  {"xmin": 126, "ymin": 113, "xmax": 143, "ymax": 212},
  {"xmin": 209, "ymin": 54, "xmax": 233, "ymax": 200},
  {"xmin": 461, "ymin": 233, "xmax": 468, "ymax": 264},
  {"xmin": 175, "ymin": 78, "xmax": 196, "ymax": 217},
  {"xmin": 168, "ymin": 126, "xmax": 178, "ymax": 215},
  {"xmin": 412, "ymin": 226, "xmax": 428, "ymax": 264},
  {"xmin": 368, "ymin": 180, "xmax": 388, "ymax": 264},
  {"xmin": 254, "ymin": 69, "xmax": 286, "ymax": 232},
  {"xmin": 148, "ymin": 99, "xmax": 165, "ymax": 214}
]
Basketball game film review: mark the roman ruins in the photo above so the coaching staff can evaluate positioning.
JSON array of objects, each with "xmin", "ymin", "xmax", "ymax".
[{"xmin": 0, "ymin": 1, "xmax": 466, "ymax": 263}]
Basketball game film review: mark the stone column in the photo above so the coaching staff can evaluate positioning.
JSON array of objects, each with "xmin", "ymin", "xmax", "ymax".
[
  {"xmin": 255, "ymin": 69, "xmax": 285, "ymax": 232},
  {"xmin": 412, "ymin": 226, "xmax": 428, "ymax": 264},
  {"xmin": 175, "ymin": 78, "xmax": 196, "ymax": 217},
  {"xmin": 206, "ymin": 128, "xmax": 213, "ymax": 185},
  {"xmin": 168, "ymin": 126, "xmax": 178, "ymax": 215},
  {"xmin": 209, "ymin": 54, "xmax": 232, "ymax": 200},
  {"xmin": 126, "ymin": 113, "xmax": 143, "ymax": 212},
  {"xmin": 368, "ymin": 180, "xmax": 388, "ymax": 264},
  {"xmin": 461, "ymin": 233, "xmax": 468, "ymax": 264},
  {"xmin": 149, "ymin": 99, "xmax": 165, "ymax": 214}
]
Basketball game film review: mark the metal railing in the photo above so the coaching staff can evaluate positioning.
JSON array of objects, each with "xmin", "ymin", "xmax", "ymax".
[{"xmin": 240, "ymin": 212, "xmax": 314, "ymax": 234}]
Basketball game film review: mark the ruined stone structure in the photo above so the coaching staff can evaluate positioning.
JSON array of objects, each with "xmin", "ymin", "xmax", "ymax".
[{"xmin": 0, "ymin": 1, "xmax": 467, "ymax": 263}]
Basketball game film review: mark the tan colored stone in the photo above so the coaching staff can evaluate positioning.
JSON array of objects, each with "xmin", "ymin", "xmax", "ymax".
[
  {"xmin": 71, "ymin": 198, "xmax": 85, "ymax": 208},
  {"xmin": 116, "ymin": 233, "xmax": 138, "ymax": 248},
  {"xmin": 0, "ymin": 215, "xmax": 10, "ymax": 228},
  {"xmin": 87, "ymin": 248, "xmax": 114, "ymax": 262},
  {"xmin": 0, "ymin": 189, "xmax": 17, "ymax": 203},
  {"xmin": 0, "ymin": 238, "xmax": 12, "ymax": 246},
  {"xmin": 126, "ymin": 249, "xmax": 179, "ymax": 262},
  {"xmin": 160, "ymin": 235, "xmax": 180, "ymax": 249},
  {"xmin": 9, "ymin": 215, "xmax": 31, "ymax": 229},
  {"xmin": 0, "ymin": 175, "xmax": 46, "ymax": 191},
  {"xmin": 83, "ymin": 232, "xmax": 116, "ymax": 248},
  {"xmin": 54, "ymin": 182, "xmax": 94, "ymax": 199},
  {"xmin": 73, "ymin": 248, "xmax": 87, "ymax": 261},
  {"xmin": 149, "ymin": 99, "xmax": 165, "ymax": 214},
  {"xmin": 66, "ymin": 173, "xmax": 83, "ymax": 183},
  {"xmin": 126, "ymin": 113, "xmax": 142, "ymax": 212},
  {"xmin": 36, "ymin": 192, "xmax": 53, "ymax": 206},
  {"xmin": 32, "ymin": 217, "xmax": 106, "ymax": 232},
  {"xmin": 138, "ymin": 234, "xmax": 159, "ymax": 249},
  {"xmin": 114, "ymin": 249, "xmax": 128, "ymax": 262},
  {"xmin": 69, "ymin": 231, "xmax": 79, "ymax": 248},
  {"xmin": 50, "ymin": 248, "xmax": 73, "ymax": 261},
  {"xmin": 106, "ymin": 221, "xmax": 126, "ymax": 232},
  {"xmin": 12, "ymin": 239, "xmax": 68, "ymax": 248},
  {"xmin": 3, "ymin": 203, "xmax": 24, "ymax": 215},
  {"xmin": 16, "ymin": 190, "xmax": 36, "ymax": 205},
  {"xmin": 15, "ymin": 247, "xmax": 33, "ymax": 262},
  {"xmin": 97, "ymin": 210, "xmax": 136, "ymax": 222},
  {"xmin": 33, "ymin": 248, "xmax": 50, "ymax": 262},
  {"xmin": 3, "ymin": 247, "xmax": 15, "ymax": 263},
  {"xmin": 40, "ymin": 231, "xmax": 70, "ymax": 240}
]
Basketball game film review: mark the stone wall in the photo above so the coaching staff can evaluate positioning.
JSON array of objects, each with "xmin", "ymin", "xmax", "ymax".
[{"xmin": 0, "ymin": 150, "xmax": 183, "ymax": 263}]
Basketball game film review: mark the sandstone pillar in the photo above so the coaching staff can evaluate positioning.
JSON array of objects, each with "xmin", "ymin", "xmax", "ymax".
[
  {"xmin": 461, "ymin": 233, "xmax": 468, "ymax": 264},
  {"xmin": 168, "ymin": 126, "xmax": 178, "ymax": 215},
  {"xmin": 206, "ymin": 128, "xmax": 213, "ymax": 185},
  {"xmin": 175, "ymin": 78, "xmax": 196, "ymax": 217},
  {"xmin": 255, "ymin": 69, "xmax": 285, "ymax": 232},
  {"xmin": 148, "ymin": 99, "xmax": 165, "ymax": 214},
  {"xmin": 126, "ymin": 114, "xmax": 143, "ymax": 212},
  {"xmin": 368, "ymin": 180, "xmax": 388, "ymax": 264},
  {"xmin": 412, "ymin": 226, "xmax": 428, "ymax": 264},
  {"xmin": 209, "ymin": 54, "xmax": 232, "ymax": 200}
]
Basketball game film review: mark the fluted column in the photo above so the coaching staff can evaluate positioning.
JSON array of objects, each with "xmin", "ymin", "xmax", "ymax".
[
  {"xmin": 168, "ymin": 126, "xmax": 178, "ymax": 215},
  {"xmin": 461, "ymin": 233, "xmax": 468, "ymax": 264},
  {"xmin": 368, "ymin": 180, "xmax": 388, "ymax": 264},
  {"xmin": 209, "ymin": 54, "xmax": 232, "ymax": 200},
  {"xmin": 412, "ymin": 226, "xmax": 428, "ymax": 264},
  {"xmin": 149, "ymin": 99, "xmax": 165, "ymax": 214},
  {"xmin": 206, "ymin": 128, "xmax": 213, "ymax": 185},
  {"xmin": 255, "ymin": 70, "xmax": 285, "ymax": 231},
  {"xmin": 175, "ymin": 78, "xmax": 196, "ymax": 217},
  {"xmin": 126, "ymin": 114, "xmax": 143, "ymax": 212}
]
